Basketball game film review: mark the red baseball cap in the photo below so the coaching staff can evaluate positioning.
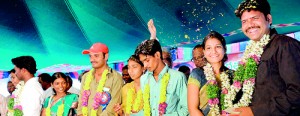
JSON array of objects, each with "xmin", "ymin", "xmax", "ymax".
[{"xmin": 82, "ymin": 43, "xmax": 109, "ymax": 54}]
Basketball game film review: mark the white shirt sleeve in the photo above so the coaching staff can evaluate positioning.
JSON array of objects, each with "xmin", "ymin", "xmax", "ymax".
[{"xmin": 20, "ymin": 78, "xmax": 44, "ymax": 116}]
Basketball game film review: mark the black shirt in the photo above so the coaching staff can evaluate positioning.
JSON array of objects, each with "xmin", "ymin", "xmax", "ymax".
[{"xmin": 250, "ymin": 29, "xmax": 300, "ymax": 116}]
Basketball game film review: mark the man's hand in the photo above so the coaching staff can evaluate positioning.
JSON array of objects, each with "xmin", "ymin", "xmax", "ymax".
[{"xmin": 148, "ymin": 19, "xmax": 156, "ymax": 39}]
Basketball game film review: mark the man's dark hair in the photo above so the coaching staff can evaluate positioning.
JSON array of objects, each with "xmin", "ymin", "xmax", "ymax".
[
  {"xmin": 38, "ymin": 73, "xmax": 53, "ymax": 84},
  {"xmin": 193, "ymin": 44, "xmax": 203, "ymax": 50},
  {"xmin": 135, "ymin": 39, "xmax": 163, "ymax": 60},
  {"xmin": 178, "ymin": 65, "xmax": 190, "ymax": 73},
  {"xmin": 11, "ymin": 56, "xmax": 37, "ymax": 75},
  {"xmin": 78, "ymin": 70, "xmax": 89, "ymax": 82},
  {"xmin": 235, "ymin": 0, "xmax": 271, "ymax": 19},
  {"xmin": 122, "ymin": 65, "xmax": 128, "ymax": 71},
  {"xmin": 9, "ymin": 69, "xmax": 15, "ymax": 74}
]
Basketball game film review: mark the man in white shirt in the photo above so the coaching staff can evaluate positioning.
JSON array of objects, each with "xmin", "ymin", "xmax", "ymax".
[{"xmin": 12, "ymin": 56, "xmax": 44, "ymax": 116}]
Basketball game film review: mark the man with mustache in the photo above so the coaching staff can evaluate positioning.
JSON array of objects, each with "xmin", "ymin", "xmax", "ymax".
[
  {"xmin": 77, "ymin": 43, "xmax": 123, "ymax": 116},
  {"xmin": 234, "ymin": 0, "xmax": 300, "ymax": 115}
]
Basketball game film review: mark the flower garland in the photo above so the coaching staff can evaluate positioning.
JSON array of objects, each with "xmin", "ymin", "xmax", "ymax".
[
  {"xmin": 143, "ymin": 84, "xmax": 151, "ymax": 116},
  {"xmin": 125, "ymin": 88, "xmax": 143, "ymax": 114},
  {"xmin": 143, "ymin": 72, "xmax": 170, "ymax": 116},
  {"xmin": 204, "ymin": 63, "xmax": 230, "ymax": 115},
  {"xmin": 224, "ymin": 34, "xmax": 270, "ymax": 109},
  {"xmin": 7, "ymin": 81, "xmax": 24, "ymax": 116},
  {"xmin": 81, "ymin": 68, "xmax": 109, "ymax": 116},
  {"xmin": 158, "ymin": 73, "xmax": 170, "ymax": 115},
  {"xmin": 45, "ymin": 96, "xmax": 65, "ymax": 116}
]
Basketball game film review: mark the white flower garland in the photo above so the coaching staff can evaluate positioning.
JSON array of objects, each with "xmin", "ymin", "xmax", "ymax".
[
  {"xmin": 7, "ymin": 81, "xmax": 25, "ymax": 116},
  {"xmin": 203, "ymin": 63, "xmax": 230, "ymax": 115},
  {"xmin": 224, "ymin": 34, "xmax": 271, "ymax": 109}
]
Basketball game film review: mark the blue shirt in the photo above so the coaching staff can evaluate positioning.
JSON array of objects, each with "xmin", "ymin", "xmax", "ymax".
[{"xmin": 140, "ymin": 65, "xmax": 189, "ymax": 116}]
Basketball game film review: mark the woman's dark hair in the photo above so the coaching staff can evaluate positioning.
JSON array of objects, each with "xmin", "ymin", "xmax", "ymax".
[
  {"xmin": 9, "ymin": 69, "xmax": 15, "ymax": 74},
  {"xmin": 202, "ymin": 31, "xmax": 229, "ymax": 72},
  {"xmin": 51, "ymin": 72, "xmax": 68, "ymax": 95},
  {"xmin": 128, "ymin": 55, "xmax": 144, "ymax": 67}
]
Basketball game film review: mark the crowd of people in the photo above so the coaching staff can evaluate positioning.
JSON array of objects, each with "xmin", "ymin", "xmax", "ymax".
[{"xmin": 0, "ymin": 0, "xmax": 300, "ymax": 116}]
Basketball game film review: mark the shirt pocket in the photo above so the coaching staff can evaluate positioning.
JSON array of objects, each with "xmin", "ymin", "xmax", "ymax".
[
  {"xmin": 257, "ymin": 47, "xmax": 277, "ymax": 85},
  {"xmin": 166, "ymin": 79, "xmax": 175, "ymax": 95}
]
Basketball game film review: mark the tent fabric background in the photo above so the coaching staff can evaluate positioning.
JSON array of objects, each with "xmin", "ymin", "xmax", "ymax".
[{"xmin": 0, "ymin": 0, "xmax": 300, "ymax": 70}]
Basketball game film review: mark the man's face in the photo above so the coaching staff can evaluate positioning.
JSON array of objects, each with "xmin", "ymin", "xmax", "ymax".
[
  {"xmin": 38, "ymin": 77, "xmax": 48, "ymax": 90},
  {"xmin": 241, "ymin": 10, "xmax": 271, "ymax": 41},
  {"xmin": 192, "ymin": 48, "xmax": 205, "ymax": 68},
  {"xmin": 14, "ymin": 66, "xmax": 24, "ymax": 81},
  {"xmin": 89, "ymin": 52, "xmax": 107, "ymax": 69},
  {"xmin": 122, "ymin": 69, "xmax": 131, "ymax": 83},
  {"xmin": 7, "ymin": 82, "xmax": 15, "ymax": 94},
  {"xmin": 139, "ymin": 54, "xmax": 159, "ymax": 72}
]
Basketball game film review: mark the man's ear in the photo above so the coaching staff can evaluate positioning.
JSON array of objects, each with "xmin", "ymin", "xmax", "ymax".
[
  {"xmin": 105, "ymin": 53, "xmax": 109, "ymax": 61},
  {"xmin": 21, "ymin": 68, "xmax": 26, "ymax": 73},
  {"xmin": 267, "ymin": 14, "xmax": 272, "ymax": 25},
  {"xmin": 155, "ymin": 51, "xmax": 161, "ymax": 59}
]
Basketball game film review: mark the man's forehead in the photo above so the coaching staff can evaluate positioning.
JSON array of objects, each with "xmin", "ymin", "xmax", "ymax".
[
  {"xmin": 139, "ymin": 54, "xmax": 147, "ymax": 59},
  {"xmin": 193, "ymin": 48, "xmax": 203, "ymax": 52},
  {"xmin": 241, "ymin": 10, "xmax": 262, "ymax": 20}
]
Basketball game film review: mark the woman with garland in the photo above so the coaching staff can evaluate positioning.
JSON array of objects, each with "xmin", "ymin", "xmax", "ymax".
[
  {"xmin": 7, "ymin": 69, "xmax": 24, "ymax": 116},
  {"xmin": 187, "ymin": 31, "xmax": 237, "ymax": 116},
  {"xmin": 114, "ymin": 55, "xmax": 144, "ymax": 116},
  {"xmin": 41, "ymin": 72, "xmax": 78, "ymax": 116}
]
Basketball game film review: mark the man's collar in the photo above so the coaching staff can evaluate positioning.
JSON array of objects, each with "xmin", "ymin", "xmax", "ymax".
[
  {"xmin": 146, "ymin": 65, "xmax": 169, "ymax": 80},
  {"xmin": 270, "ymin": 28, "xmax": 278, "ymax": 38},
  {"xmin": 91, "ymin": 67, "xmax": 113, "ymax": 78}
]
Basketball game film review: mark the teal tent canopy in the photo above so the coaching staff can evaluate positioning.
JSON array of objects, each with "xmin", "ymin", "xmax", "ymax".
[{"xmin": 1, "ymin": 0, "xmax": 299, "ymax": 70}]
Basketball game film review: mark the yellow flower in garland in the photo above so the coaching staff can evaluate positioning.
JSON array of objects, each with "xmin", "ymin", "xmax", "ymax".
[
  {"xmin": 143, "ymin": 84, "xmax": 151, "ymax": 116},
  {"xmin": 81, "ymin": 68, "xmax": 109, "ymax": 116},
  {"xmin": 159, "ymin": 73, "xmax": 170, "ymax": 103},
  {"xmin": 158, "ymin": 73, "xmax": 170, "ymax": 115},
  {"xmin": 125, "ymin": 88, "xmax": 143, "ymax": 114},
  {"xmin": 125, "ymin": 88, "xmax": 134, "ymax": 114},
  {"xmin": 132, "ymin": 90, "xmax": 143, "ymax": 112}
]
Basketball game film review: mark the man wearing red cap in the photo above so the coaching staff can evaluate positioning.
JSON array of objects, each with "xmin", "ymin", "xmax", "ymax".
[{"xmin": 77, "ymin": 43, "xmax": 123, "ymax": 116}]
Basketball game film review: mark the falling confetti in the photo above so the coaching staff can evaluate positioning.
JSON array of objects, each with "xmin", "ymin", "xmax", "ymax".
[{"xmin": 184, "ymin": 34, "xmax": 189, "ymax": 39}]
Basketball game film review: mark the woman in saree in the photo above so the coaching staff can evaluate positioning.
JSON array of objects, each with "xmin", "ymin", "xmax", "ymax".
[
  {"xmin": 41, "ymin": 72, "xmax": 78, "ymax": 116},
  {"xmin": 188, "ymin": 31, "xmax": 235, "ymax": 116},
  {"xmin": 114, "ymin": 55, "xmax": 144, "ymax": 116}
]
